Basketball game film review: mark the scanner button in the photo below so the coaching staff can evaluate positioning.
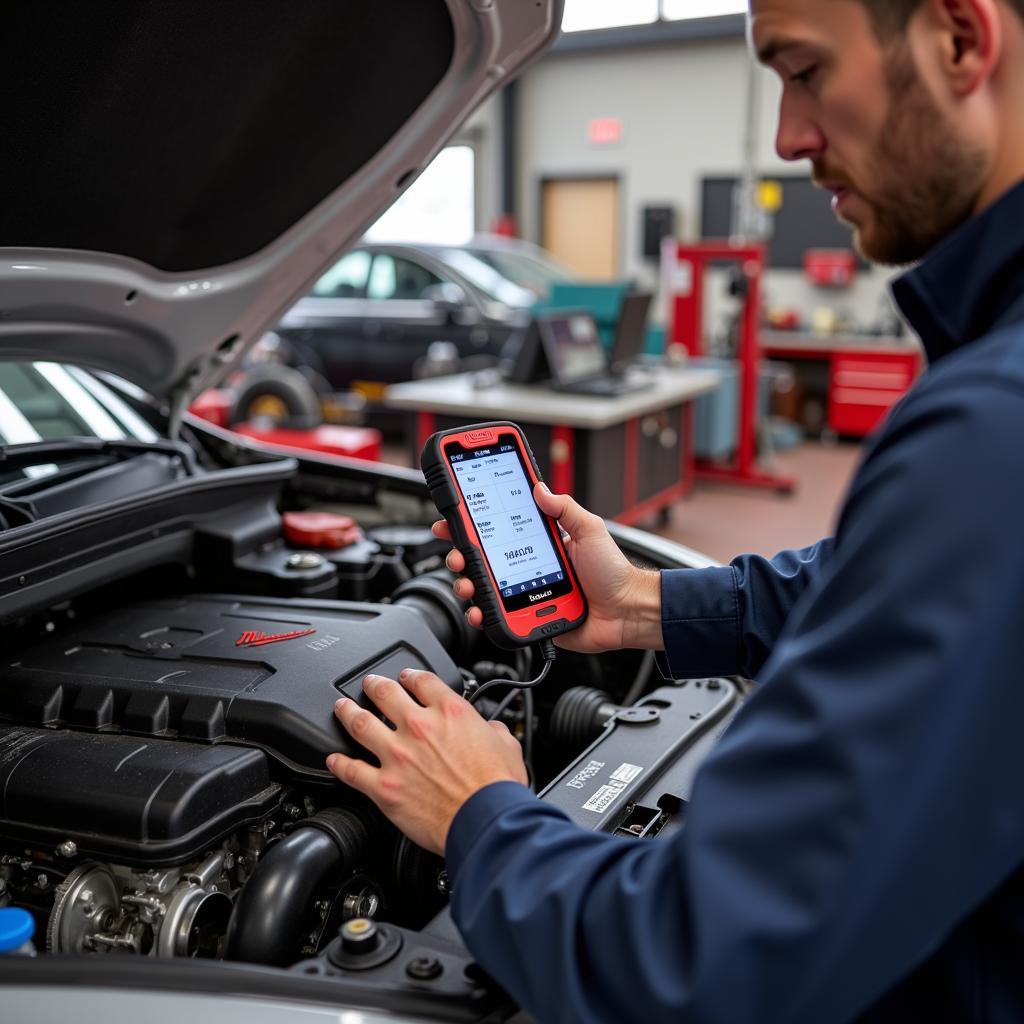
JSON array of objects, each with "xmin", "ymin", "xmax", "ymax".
[{"xmin": 535, "ymin": 605, "xmax": 558, "ymax": 619}]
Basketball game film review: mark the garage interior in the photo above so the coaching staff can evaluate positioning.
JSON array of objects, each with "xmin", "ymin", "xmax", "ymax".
[
  {"xmin": 7, "ymin": 0, "xmax": 1024, "ymax": 1019},
  {"xmin": 317, "ymin": 2, "xmax": 902, "ymax": 563},
  {"xmin": 184, "ymin": 4, "xmax": 917, "ymax": 567}
]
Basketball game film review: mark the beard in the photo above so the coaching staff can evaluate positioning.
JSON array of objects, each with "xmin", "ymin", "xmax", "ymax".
[{"xmin": 816, "ymin": 48, "xmax": 987, "ymax": 266}]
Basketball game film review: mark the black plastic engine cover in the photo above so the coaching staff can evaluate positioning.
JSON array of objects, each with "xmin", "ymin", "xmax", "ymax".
[
  {"xmin": 1, "ymin": 595, "xmax": 462, "ymax": 776},
  {"xmin": 0, "ymin": 725, "xmax": 278, "ymax": 864}
]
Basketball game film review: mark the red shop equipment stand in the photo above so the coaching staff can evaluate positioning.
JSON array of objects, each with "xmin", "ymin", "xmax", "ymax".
[{"xmin": 662, "ymin": 239, "xmax": 794, "ymax": 494}]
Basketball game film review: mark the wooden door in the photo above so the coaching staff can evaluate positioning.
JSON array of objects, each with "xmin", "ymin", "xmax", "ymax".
[{"xmin": 542, "ymin": 177, "xmax": 620, "ymax": 279}]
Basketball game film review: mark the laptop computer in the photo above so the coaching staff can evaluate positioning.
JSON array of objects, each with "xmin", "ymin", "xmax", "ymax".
[
  {"xmin": 609, "ymin": 292, "xmax": 654, "ymax": 372},
  {"xmin": 538, "ymin": 307, "xmax": 649, "ymax": 397}
]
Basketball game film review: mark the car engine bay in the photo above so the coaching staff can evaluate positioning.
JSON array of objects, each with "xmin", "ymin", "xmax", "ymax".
[{"xmin": 0, "ymin": 423, "xmax": 739, "ymax": 1019}]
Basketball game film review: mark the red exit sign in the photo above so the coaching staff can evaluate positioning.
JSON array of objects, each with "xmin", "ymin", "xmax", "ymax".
[{"xmin": 588, "ymin": 117, "xmax": 623, "ymax": 145}]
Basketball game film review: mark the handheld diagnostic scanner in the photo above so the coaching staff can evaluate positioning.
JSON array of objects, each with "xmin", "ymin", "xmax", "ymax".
[{"xmin": 421, "ymin": 421, "xmax": 587, "ymax": 650}]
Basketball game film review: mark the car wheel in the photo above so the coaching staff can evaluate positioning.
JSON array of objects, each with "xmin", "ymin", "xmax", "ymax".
[{"xmin": 229, "ymin": 365, "xmax": 323, "ymax": 429}]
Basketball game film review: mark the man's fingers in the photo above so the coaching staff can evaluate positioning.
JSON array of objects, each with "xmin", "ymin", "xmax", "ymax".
[
  {"xmin": 466, "ymin": 606, "xmax": 483, "ymax": 628},
  {"xmin": 335, "ymin": 694, "xmax": 397, "ymax": 753},
  {"xmin": 431, "ymin": 520, "xmax": 452, "ymax": 541},
  {"xmin": 445, "ymin": 548, "xmax": 466, "ymax": 574},
  {"xmin": 360, "ymin": 675, "xmax": 419, "ymax": 726},
  {"xmin": 399, "ymin": 668, "xmax": 458, "ymax": 707},
  {"xmin": 533, "ymin": 482, "xmax": 605, "ymax": 541},
  {"xmin": 325, "ymin": 752, "xmax": 378, "ymax": 796},
  {"xmin": 489, "ymin": 719, "xmax": 521, "ymax": 751},
  {"xmin": 453, "ymin": 577, "xmax": 475, "ymax": 600}
]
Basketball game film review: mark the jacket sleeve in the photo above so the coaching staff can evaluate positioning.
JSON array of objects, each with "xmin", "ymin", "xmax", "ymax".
[
  {"xmin": 659, "ymin": 539, "xmax": 835, "ymax": 680},
  {"xmin": 445, "ymin": 379, "xmax": 1024, "ymax": 1024}
]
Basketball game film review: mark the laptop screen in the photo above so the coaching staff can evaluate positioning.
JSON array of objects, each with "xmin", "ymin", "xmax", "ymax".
[
  {"xmin": 610, "ymin": 292, "xmax": 653, "ymax": 368},
  {"xmin": 538, "ymin": 313, "xmax": 607, "ymax": 384}
]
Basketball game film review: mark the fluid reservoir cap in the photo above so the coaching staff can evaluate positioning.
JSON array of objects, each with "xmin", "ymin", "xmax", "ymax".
[
  {"xmin": 0, "ymin": 908, "xmax": 34, "ymax": 953},
  {"xmin": 283, "ymin": 512, "xmax": 363, "ymax": 550},
  {"xmin": 329, "ymin": 918, "xmax": 403, "ymax": 971},
  {"xmin": 340, "ymin": 917, "xmax": 380, "ymax": 954},
  {"xmin": 367, "ymin": 525, "xmax": 448, "ymax": 563}
]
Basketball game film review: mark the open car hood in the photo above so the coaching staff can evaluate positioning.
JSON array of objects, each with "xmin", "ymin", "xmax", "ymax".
[{"xmin": 0, "ymin": 0, "xmax": 562, "ymax": 416}]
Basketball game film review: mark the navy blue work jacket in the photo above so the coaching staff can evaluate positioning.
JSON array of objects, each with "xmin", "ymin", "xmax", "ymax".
[{"xmin": 445, "ymin": 178, "xmax": 1024, "ymax": 1024}]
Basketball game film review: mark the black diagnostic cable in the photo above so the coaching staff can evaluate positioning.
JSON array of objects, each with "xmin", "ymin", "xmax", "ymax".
[
  {"xmin": 522, "ymin": 688, "xmax": 536, "ymax": 787},
  {"xmin": 486, "ymin": 688, "xmax": 520, "ymax": 723},
  {"xmin": 466, "ymin": 640, "xmax": 558, "ymax": 708},
  {"xmin": 469, "ymin": 644, "xmax": 550, "ymax": 791}
]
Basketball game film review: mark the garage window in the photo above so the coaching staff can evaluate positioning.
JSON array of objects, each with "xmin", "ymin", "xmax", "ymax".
[{"xmin": 365, "ymin": 146, "xmax": 476, "ymax": 245}]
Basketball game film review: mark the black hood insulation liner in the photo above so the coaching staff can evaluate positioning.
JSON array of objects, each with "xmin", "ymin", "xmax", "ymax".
[{"xmin": 0, "ymin": 1, "xmax": 454, "ymax": 271}]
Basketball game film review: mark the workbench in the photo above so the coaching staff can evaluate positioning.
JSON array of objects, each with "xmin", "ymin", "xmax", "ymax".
[
  {"xmin": 384, "ymin": 366, "xmax": 722, "ymax": 525},
  {"xmin": 761, "ymin": 332, "xmax": 923, "ymax": 438}
]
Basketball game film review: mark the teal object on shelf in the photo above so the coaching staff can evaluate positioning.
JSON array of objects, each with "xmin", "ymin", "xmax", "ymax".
[
  {"xmin": 536, "ymin": 282, "xmax": 666, "ymax": 357},
  {"xmin": 644, "ymin": 324, "xmax": 666, "ymax": 358},
  {"xmin": 540, "ymin": 282, "xmax": 631, "ymax": 347}
]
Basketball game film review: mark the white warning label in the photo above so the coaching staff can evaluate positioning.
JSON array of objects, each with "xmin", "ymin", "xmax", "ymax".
[
  {"xmin": 610, "ymin": 762, "xmax": 643, "ymax": 785},
  {"xmin": 582, "ymin": 781, "xmax": 627, "ymax": 814}
]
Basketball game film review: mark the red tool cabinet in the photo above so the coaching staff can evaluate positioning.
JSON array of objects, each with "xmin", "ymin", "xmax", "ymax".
[{"xmin": 762, "ymin": 334, "xmax": 923, "ymax": 439}]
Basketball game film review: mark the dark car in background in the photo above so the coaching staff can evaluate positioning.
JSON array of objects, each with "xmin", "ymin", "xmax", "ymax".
[{"xmin": 274, "ymin": 236, "xmax": 578, "ymax": 404}]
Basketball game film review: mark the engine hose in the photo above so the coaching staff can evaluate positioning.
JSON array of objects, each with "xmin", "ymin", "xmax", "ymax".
[
  {"xmin": 550, "ymin": 686, "xmax": 620, "ymax": 749},
  {"xmin": 392, "ymin": 571, "xmax": 474, "ymax": 664},
  {"xmin": 224, "ymin": 808, "xmax": 370, "ymax": 966}
]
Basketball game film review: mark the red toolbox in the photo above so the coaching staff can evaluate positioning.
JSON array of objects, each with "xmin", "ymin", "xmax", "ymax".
[{"xmin": 828, "ymin": 352, "xmax": 920, "ymax": 436}]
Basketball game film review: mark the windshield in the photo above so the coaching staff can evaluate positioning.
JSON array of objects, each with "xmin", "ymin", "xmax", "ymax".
[
  {"xmin": 0, "ymin": 362, "xmax": 158, "ymax": 483},
  {"xmin": 466, "ymin": 247, "xmax": 576, "ymax": 299},
  {"xmin": 434, "ymin": 249, "xmax": 537, "ymax": 308}
]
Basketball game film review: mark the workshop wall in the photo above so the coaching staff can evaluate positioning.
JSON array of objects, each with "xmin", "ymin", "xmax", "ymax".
[{"xmin": 511, "ymin": 36, "xmax": 898, "ymax": 332}]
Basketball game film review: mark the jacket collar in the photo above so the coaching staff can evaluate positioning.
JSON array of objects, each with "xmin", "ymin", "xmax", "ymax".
[{"xmin": 892, "ymin": 177, "xmax": 1024, "ymax": 363}]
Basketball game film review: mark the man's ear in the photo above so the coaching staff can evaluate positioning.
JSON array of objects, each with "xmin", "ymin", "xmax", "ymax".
[{"xmin": 923, "ymin": 0, "xmax": 1001, "ymax": 95}]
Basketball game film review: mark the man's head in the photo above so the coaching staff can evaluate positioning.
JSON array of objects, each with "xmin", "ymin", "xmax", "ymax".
[
  {"xmin": 750, "ymin": 0, "xmax": 1024, "ymax": 264},
  {"xmin": 857, "ymin": 0, "xmax": 1024, "ymax": 37}
]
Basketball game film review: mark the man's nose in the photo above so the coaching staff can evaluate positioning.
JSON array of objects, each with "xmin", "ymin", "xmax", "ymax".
[{"xmin": 775, "ymin": 95, "xmax": 825, "ymax": 162}]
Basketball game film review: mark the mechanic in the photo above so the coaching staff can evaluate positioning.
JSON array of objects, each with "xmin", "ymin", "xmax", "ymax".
[{"xmin": 326, "ymin": 1, "xmax": 1024, "ymax": 1020}]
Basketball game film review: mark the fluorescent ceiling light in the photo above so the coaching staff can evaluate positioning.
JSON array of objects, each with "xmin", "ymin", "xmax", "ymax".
[{"xmin": 561, "ymin": 0, "xmax": 658, "ymax": 33}]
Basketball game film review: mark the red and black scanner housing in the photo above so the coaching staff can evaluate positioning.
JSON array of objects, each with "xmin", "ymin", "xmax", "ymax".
[{"xmin": 421, "ymin": 421, "xmax": 587, "ymax": 650}]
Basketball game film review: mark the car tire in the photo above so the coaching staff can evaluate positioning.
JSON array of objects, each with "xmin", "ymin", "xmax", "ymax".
[
  {"xmin": 295, "ymin": 364, "xmax": 335, "ymax": 398},
  {"xmin": 229, "ymin": 365, "xmax": 323, "ymax": 429}
]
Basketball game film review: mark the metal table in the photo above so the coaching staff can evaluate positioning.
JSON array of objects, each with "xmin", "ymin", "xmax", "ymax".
[{"xmin": 384, "ymin": 365, "xmax": 722, "ymax": 525}]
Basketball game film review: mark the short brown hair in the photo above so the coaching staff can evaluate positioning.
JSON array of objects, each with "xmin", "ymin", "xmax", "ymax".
[{"xmin": 858, "ymin": 0, "xmax": 1024, "ymax": 37}]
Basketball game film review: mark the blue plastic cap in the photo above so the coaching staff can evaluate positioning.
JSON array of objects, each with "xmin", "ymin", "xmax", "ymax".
[{"xmin": 0, "ymin": 908, "xmax": 35, "ymax": 952}]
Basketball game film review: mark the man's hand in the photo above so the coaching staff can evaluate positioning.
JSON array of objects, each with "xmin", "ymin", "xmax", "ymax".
[
  {"xmin": 326, "ymin": 670, "xmax": 528, "ymax": 855},
  {"xmin": 434, "ymin": 482, "xmax": 664, "ymax": 653}
]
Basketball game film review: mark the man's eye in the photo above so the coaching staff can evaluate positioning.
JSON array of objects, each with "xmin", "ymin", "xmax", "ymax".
[{"xmin": 790, "ymin": 65, "xmax": 819, "ymax": 86}]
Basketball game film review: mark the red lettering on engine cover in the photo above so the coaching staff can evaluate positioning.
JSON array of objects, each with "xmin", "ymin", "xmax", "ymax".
[{"xmin": 236, "ymin": 628, "xmax": 316, "ymax": 647}]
